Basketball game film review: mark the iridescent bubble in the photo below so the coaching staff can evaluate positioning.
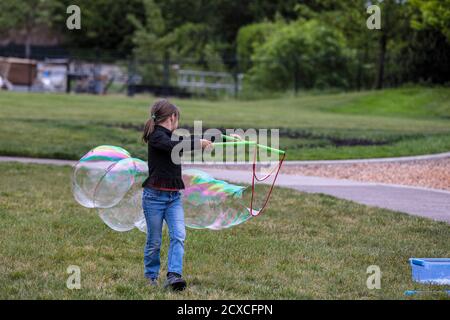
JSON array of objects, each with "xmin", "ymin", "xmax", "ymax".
[
  {"xmin": 96, "ymin": 158, "xmax": 148, "ymax": 231},
  {"xmin": 93, "ymin": 157, "xmax": 147, "ymax": 208},
  {"xmin": 72, "ymin": 145, "xmax": 130, "ymax": 208},
  {"xmin": 181, "ymin": 169, "xmax": 254, "ymax": 230},
  {"xmin": 98, "ymin": 184, "xmax": 146, "ymax": 232}
]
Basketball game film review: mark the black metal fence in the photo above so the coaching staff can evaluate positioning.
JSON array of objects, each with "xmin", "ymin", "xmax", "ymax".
[{"xmin": 0, "ymin": 44, "xmax": 410, "ymax": 98}]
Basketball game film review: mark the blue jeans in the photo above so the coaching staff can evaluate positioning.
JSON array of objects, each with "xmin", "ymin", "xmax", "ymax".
[{"xmin": 142, "ymin": 187, "xmax": 186, "ymax": 280}]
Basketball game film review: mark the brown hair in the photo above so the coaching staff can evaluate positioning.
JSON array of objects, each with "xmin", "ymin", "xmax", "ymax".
[{"xmin": 142, "ymin": 99, "xmax": 180, "ymax": 143}]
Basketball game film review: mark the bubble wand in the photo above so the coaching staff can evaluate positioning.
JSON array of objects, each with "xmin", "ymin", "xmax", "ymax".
[
  {"xmin": 220, "ymin": 134, "xmax": 285, "ymax": 155},
  {"xmin": 219, "ymin": 134, "xmax": 286, "ymax": 216}
]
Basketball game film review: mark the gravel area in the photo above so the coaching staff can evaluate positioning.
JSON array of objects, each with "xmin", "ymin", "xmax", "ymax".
[{"xmin": 281, "ymin": 158, "xmax": 450, "ymax": 191}]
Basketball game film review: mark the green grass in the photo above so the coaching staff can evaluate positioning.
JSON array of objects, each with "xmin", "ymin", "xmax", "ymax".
[
  {"xmin": 1, "ymin": 162, "xmax": 449, "ymax": 299},
  {"xmin": 0, "ymin": 86, "xmax": 449, "ymax": 160},
  {"xmin": 324, "ymin": 87, "xmax": 450, "ymax": 118}
]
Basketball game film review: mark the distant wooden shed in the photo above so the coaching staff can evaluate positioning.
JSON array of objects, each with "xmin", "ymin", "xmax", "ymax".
[{"xmin": 0, "ymin": 57, "xmax": 37, "ymax": 86}]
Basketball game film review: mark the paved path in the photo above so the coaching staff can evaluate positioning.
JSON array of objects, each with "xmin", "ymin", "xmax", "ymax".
[
  {"xmin": 0, "ymin": 156, "xmax": 76, "ymax": 166},
  {"xmin": 1, "ymin": 156, "xmax": 449, "ymax": 224}
]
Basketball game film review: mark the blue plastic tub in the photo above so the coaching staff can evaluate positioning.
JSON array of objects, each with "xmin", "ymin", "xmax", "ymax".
[{"xmin": 409, "ymin": 258, "xmax": 450, "ymax": 285}]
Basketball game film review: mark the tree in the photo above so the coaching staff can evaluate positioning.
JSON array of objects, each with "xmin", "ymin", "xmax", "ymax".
[
  {"xmin": 127, "ymin": 0, "xmax": 166, "ymax": 83},
  {"xmin": 155, "ymin": 0, "xmax": 302, "ymax": 60},
  {"xmin": 55, "ymin": 0, "xmax": 146, "ymax": 56},
  {"xmin": 129, "ymin": 0, "xmax": 227, "ymax": 79},
  {"xmin": 0, "ymin": 0, "xmax": 63, "ymax": 58},
  {"xmin": 236, "ymin": 21, "xmax": 281, "ymax": 72},
  {"xmin": 249, "ymin": 20, "xmax": 353, "ymax": 92},
  {"xmin": 410, "ymin": 0, "xmax": 450, "ymax": 41},
  {"xmin": 322, "ymin": 1, "xmax": 378, "ymax": 90},
  {"xmin": 366, "ymin": 0, "xmax": 410, "ymax": 89},
  {"xmin": 395, "ymin": 28, "xmax": 450, "ymax": 84}
]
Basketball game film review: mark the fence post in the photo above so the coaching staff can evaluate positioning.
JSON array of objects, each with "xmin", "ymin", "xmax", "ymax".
[
  {"xmin": 66, "ymin": 59, "xmax": 71, "ymax": 93},
  {"xmin": 293, "ymin": 59, "xmax": 300, "ymax": 95},
  {"xmin": 27, "ymin": 58, "xmax": 31, "ymax": 92},
  {"xmin": 356, "ymin": 50, "xmax": 363, "ymax": 91},
  {"xmin": 163, "ymin": 51, "xmax": 170, "ymax": 96},
  {"xmin": 233, "ymin": 57, "xmax": 239, "ymax": 99},
  {"xmin": 127, "ymin": 57, "xmax": 135, "ymax": 97}
]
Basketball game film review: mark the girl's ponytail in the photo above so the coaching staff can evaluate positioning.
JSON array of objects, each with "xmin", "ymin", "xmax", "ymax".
[{"xmin": 142, "ymin": 118, "xmax": 155, "ymax": 143}]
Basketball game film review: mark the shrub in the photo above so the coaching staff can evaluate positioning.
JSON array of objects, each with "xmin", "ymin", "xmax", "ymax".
[{"xmin": 248, "ymin": 20, "xmax": 355, "ymax": 91}]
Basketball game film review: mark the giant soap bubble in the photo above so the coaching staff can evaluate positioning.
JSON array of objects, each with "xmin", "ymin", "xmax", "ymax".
[
  {"xmin": 72, "ymin": 146, "xmax": 257, "ymax": 231},
  {"xmin": 72, "ymin": 146, "xmax": 149, "ymax": 231},
  {"xmin": 72, "ymin": 145, "xmax": 131, "ymax": 208},
  {"xmin": 182, "ymin": 169, "xmax": 256, "ymax": 230},
  {"xmin": 96, "ymin": 158, "xmax": 148, "ymax": 231}
]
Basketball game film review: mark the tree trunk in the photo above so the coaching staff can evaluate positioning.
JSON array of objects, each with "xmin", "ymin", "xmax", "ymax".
[
  {"xmin": 375, "ymin": 32, "xmax": 387, "ymax": 90},
  {"xmin": 293, "ymin": 58, "xmax": 300, "ymax": 95},
  {"xmin": 356, "ymin": 50, "xmax": 363, "ymax": 91},
  {"xmin": 163, "ymin": 51, "xmax": 170, "ymax": 96},
  {"xmin": 24, "ymin": 11, "xmax": 34, "ymax": 59},
  {"xmin": 25, "ymin": 32, "xmax": 31, "ymax": 59}
]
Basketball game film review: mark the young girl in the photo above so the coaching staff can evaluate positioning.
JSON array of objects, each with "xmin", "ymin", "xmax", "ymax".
[{"xmin": 141, "ymin": 99, "xmax": 211, "ymax": 291}]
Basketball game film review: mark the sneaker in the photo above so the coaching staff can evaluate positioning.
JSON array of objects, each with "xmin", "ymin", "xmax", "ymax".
[
  {"xmin": 164, "ymin": 272, "xmax": 187, "ymax": 291},
  {"xmin": 147, "ymin": 278, "xmax": 158, "ymax": 286}
]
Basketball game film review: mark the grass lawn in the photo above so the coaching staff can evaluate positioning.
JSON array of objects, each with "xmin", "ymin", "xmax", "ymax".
[
  {"xmin": 1, "ymin": 162, "xmax": 449, "ymax": 299},
  {"xmin": 0, "ymin": 86, "xmax": 449, "ymax": 160}
]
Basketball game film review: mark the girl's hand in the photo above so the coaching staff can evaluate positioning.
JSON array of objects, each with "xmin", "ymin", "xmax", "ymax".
[{"xmin": 200, "ymin": 139, "xmax": 213, "ymax": 150}]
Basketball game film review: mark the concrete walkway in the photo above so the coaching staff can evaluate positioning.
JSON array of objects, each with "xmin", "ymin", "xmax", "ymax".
[
  {"xmin": 0, "ymin": 156, "xmax": 76, "ymax": 166},
  {"xmin": 1, "ymin": 156, "xmax": 449, "ymax": 224}
]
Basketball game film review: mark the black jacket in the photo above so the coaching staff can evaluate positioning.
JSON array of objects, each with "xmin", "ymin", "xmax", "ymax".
[{"xmin": 142, "ymin": 125, "xmax": 200, "ymax": 190}]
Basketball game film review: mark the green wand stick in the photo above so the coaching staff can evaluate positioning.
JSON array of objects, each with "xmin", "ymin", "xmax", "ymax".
[{"xmin": 220, "ymin": 134, "xmax": 286, "ymax": 155}]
